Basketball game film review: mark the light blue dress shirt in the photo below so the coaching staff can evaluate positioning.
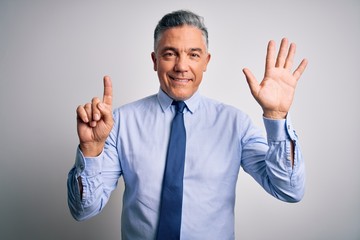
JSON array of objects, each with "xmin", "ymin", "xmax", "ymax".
[{"xmin": 67, "ymin": 89, "xmax": 305, "ymax": 240}]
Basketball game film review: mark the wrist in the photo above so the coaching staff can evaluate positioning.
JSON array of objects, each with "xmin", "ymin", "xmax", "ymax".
[
  {"xmin": 263, "ymin": 110, "xmax": 287, "ymax": 119},
  {"xmin": 79, "ymin": 142, "xmax": 104, "ymax": 157}
]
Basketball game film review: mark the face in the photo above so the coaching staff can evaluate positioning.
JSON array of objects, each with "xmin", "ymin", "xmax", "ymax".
[{"xmin": 151, "ymin": 25, "xmax": 211, "ymax": 101}]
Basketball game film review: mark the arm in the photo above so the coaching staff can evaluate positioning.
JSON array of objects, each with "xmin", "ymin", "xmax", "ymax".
[
  {"xmin": 240, "ymin": 115, "xmax": 305, "ymax": 202},
  {"xmin": 240, "ymin": 39, "xmax": 307, "ymax": 201},
  {"xmin": 243, "ymin": 38, "xmax": 308, "ymax": 166},
  {"xmin": 67, "ymin": 142, "xmax": 121, "ymax": 221},
  {"xmin": 67, "ymin": 76, "xmax": 120, "ymax": 220}
]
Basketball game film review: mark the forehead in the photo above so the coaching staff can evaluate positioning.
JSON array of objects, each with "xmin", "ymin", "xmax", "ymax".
[{"xmin": 157, "ymin": 25, "xmax": 206, "ymax": 50}]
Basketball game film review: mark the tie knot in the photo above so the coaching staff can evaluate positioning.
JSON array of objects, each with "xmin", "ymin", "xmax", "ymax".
[{"xmin": 173, "ymin": 101, "xmax": 186, "ymax": 113}]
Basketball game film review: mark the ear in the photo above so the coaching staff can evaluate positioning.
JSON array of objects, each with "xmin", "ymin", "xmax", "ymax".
[
  {"xmin": 203, "ymin": 53, "xmax": 211, "ymax": 72},
  {"xmin": 151, "ymin": 52, "xmax": 157, "ymax": 71}
]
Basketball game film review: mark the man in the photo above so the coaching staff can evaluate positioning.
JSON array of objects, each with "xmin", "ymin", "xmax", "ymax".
[{"xmin": 67, "ymin": 10, "xmax": 307, "ymax": 240}]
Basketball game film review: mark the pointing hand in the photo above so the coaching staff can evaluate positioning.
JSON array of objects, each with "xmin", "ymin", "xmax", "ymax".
[{"xmin": 76, "ymin": 76, "xmax": 114, "ymax": 156}]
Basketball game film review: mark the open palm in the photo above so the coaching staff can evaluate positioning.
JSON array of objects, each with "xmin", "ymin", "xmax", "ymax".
[{"xmin": 243, "ymin": 38, "xmax": 308, "ymax": 119}]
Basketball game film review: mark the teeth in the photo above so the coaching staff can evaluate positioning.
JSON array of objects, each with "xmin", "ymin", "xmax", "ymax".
[
  {"xmin": 173, "ymin": 78, "xmax": 189, "ymax": 81},
  {"xmin": 169, "ymin": 76, "xmax": 190, "ymax": 82}
]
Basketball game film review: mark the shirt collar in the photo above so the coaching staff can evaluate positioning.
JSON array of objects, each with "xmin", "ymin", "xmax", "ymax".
[{"xmin": 157, "ymin": 88, "xmax": 201, "ymax": 114}]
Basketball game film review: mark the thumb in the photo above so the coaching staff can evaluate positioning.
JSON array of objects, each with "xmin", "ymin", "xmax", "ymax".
[{"xmin": 242, "ymin": 68, "xmax": 259, "ymax": 97}]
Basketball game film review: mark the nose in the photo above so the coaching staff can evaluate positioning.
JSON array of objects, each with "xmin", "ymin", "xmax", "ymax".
[{"xmin": 174, "ymin": 55, "xmax": 189, "ymax": 72}]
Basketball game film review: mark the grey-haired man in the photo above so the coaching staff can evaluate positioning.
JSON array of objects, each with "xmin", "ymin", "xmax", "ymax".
[{"xmin": 68, "ymin": 10, "xmax": 307, "ymax": 239}]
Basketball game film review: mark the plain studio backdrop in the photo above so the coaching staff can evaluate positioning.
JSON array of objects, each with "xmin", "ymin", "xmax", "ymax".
[{"xmin": 0, "ymin": 0, "xmax": 359, "ymax": 239}]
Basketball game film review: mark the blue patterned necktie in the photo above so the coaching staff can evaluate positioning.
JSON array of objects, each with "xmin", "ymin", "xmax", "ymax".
[{"xmin": 156, "ymin": 101, "xmax": 186, "ymax": 240}]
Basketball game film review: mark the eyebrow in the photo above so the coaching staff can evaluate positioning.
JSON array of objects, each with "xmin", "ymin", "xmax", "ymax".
[
  {"xmin": 160, "ymin": 47, "xmax": 204, "ymax": 54},
  {"xmin": 189, "ymin": 48, "xmax": 204, "ymax": 53}
]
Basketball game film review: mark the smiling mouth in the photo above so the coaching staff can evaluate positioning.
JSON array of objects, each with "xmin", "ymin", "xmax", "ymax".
[{"xmin": 169, "ymin": 76, "xmax": 192, "ymax": 83}]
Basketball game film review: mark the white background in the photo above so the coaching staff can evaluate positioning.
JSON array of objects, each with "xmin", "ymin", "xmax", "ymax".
[{"xmin": 0, "ymin": 0, "xmax": 359, "ymax": 239}]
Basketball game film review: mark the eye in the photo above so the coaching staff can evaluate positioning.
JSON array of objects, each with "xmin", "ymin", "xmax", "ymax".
[
  {"xmin": 190, "ymin": 52, "xmax": 200, "ymax": 58},
  {"xmin": 162, "ymin": 52, "xmax": 176, "ymax": 58}
]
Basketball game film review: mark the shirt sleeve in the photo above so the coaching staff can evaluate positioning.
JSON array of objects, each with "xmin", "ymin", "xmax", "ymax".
[
  {"xmin": 240, "ymin": 115, "xmax": 305, "ymax": 202},
  {"xmin": 67, "ymin": 115, "xmax": 122, "ymax": 221}
]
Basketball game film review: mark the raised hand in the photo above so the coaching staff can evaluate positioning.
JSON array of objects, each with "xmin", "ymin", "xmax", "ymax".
[
  {"xmin": 76, "ymin": 76, "xmax": 114, "ymax": 156},
  {"xmin": 243, "ymin": 38, "xmax": 308, "ymax": 119}
]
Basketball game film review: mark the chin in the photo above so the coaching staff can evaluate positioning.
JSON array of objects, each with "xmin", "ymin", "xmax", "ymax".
[
  {"xmin": 163, "ymin": 85, "xmax": 196, "ymax": 101},
  {"xmin": 172, "ymin": 92, "xmax": 193, "ymax": 101}
]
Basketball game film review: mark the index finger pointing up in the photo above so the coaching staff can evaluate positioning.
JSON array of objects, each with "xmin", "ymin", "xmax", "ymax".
[{"xmin": 102, "ymin": 75, "xmax": 113, "ymax": 106}]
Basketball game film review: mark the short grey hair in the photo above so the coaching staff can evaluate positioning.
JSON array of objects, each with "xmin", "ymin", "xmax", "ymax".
[{"xmin": 153, "ymin": 10, "xmax": 209, "ymax": 51}]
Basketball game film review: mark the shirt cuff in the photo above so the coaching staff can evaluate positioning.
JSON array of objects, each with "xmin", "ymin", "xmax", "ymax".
[
  {"xmin": 263, "ymin": 115, "xmax": 297, "ymax": 142},
  {"xmin": 75, "ymin": 146, "xmax": 104, "ymax": 176}
]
